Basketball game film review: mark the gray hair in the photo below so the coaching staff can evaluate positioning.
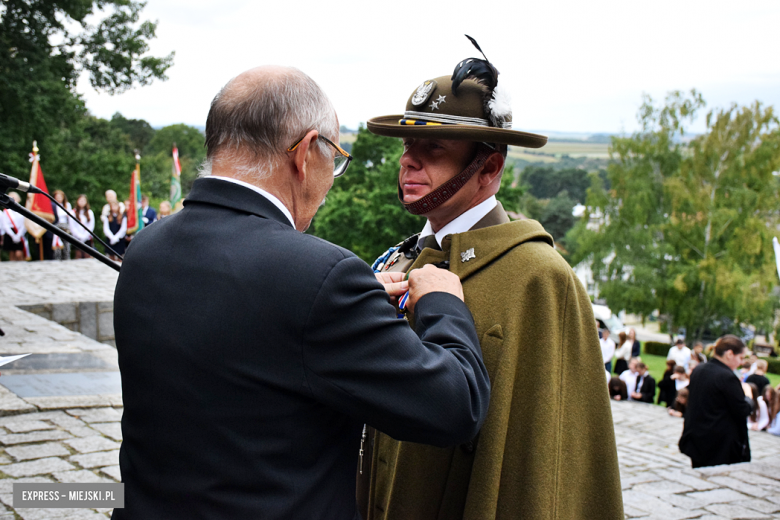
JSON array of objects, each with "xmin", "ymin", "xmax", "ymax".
[{"xmin": 201, "ymin": 67, "xmax": 337, "ymax": 182}]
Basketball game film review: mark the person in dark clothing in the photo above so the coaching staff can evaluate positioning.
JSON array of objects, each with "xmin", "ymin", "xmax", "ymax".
[
  {"xmin": 630, "ymin": 362, "xmax": 656, "ymax": 403},
  {"xmin": 668, "ymin": 388, "xmax": 689, "ymax": 418},
  {"xmin": 657, "ymin": 359, "xmax": 677, "ymax": 406},
  {"xmin": 627, "ymin": 328, "xmax": 641, "ymax": 358},
  {"xmin": 608, "ymin": 376, "xmax": 628, "ymax": 401},
  {"xmin": 679, "ymin": 335, "xmax": 753, "ymax": 468},
  {"xmin": 103, "ymin": 200, "xmax": 126, "ymax": 260},
  {"xmin": 692, "ymin": 341, "xmax": 707, "ymax": 364},
  {"xmin": 746, "ymin": 359, "xmax": 771, "ymax": 393},
  {"xmin": 112, "ymin": 66, "xmax": 491, "ymax": 520}
]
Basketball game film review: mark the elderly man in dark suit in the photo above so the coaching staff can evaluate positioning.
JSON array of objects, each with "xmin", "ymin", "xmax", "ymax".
[
  {"xmin": 112, "ymin": 66, "xmax": 491, "ymax": 520},
  {"xmin": 679, "ymin": 334, "xmax": 753, "ymax": 468}
]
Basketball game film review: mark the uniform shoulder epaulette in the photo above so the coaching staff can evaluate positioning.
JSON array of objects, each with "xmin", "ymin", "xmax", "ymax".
[
  {"xmin": 371, "ymin": 233, "xmax": 420, "ymax": 273},
  {"xmin": 398, "ymin": 233, "xmax": 420, "ymax": 258}
]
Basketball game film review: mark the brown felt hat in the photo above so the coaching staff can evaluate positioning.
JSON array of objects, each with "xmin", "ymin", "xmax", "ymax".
[{"xmin": 367, "ymin": 75, "xmax": 547, "ymax": 148}]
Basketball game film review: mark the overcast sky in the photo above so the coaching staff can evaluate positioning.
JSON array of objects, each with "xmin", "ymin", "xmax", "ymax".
[{"xmin": 78, "ymin": 0, "xmax": 780, "ymax": 135}]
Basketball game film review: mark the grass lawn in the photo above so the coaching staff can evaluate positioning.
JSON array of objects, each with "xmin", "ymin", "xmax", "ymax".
[{"xmin": 612, "ymin": 349, "xmax": 780, "ymax": 406}]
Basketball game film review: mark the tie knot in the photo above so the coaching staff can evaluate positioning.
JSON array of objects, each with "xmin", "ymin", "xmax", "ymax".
[{"xmin": 418, "ymin": 234, "xmax": 441, "ymax": 252}]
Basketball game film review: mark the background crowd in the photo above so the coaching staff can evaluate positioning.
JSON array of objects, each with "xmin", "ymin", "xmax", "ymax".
[
  {"xmin": 0, "ymin": 189, "xmax": 173, "ymax": 262},
  {"xmin": 603, "ymin": 330, "xmax": 780, "ymax": 438}
]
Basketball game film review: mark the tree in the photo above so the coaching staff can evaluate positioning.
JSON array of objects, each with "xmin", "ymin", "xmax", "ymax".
[
  {"xmin": 111, "ymin": 112, "xmax": 155, "ymax": 152},
  {"xmin": 0, "ymin": 0, "xmax": 173, "ymax": 179},
  {"xmin": 43, "ymin": 114, "xmax": 137, "ymax": 207},
  {"xmin": 496, "ymin": 164, "xmax": 524, "ymax": 215},
  {"xmin": 141, "ymin": 124, "xmax": 206, "ymax": 202},
  {"xmin": 539, "ymin": 191, "xmax": 576, "ymax": 242},
  {"xmin": 521, "ymin": 166, "xmax": 590, "ymax": 203},
  {"xmin": 570, "ymin": 91, "xmax": 780, "ymax": 337}
]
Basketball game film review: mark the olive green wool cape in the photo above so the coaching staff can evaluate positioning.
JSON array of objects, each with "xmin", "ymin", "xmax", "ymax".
[{"xmin": 366, "ymin": 213, "xmax": 624, "ymax": 520}]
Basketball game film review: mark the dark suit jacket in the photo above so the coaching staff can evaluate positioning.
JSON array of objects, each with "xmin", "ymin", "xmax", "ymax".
[
  {"xmin": 679, "ymin": 358, "xmax": 751, "ymax": 468},
  {"xmin": 630, "ymin": 339, "xmax": 641, "ymax": 358},
  {"xmin": 142, "ymin": 205, "xmax": 156, "ymax": 225},
  {"xmin": 634, "ymin": 373, "xmax": 656, "ymax": 403},
  {"xmin": 112, "ymin": 178, "xmax": 490, "ymax": 520}
]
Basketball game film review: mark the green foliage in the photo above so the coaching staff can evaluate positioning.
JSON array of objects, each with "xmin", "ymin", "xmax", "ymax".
[
  {"xmin": 496, "ymin": 164, "xmax": 524, "ymax": 214},
  {"xmin": 766, "ymin": 358, "xmax": 780, "ymax": 376},
  {"xmin": 521, "ymin": 166, "xmax": 590, "ymax": 203},
  {"xmin": 0, "ymin": 0, "xmax": 172, "ymax": 185},
  {"xmin": 644, "ymin": 341, "xmax": 672, "ymax": 357},
  {"xmin": 110, "ymin": 112, "xmax": 155, "ymax": 151},
  {"xmin": 310, "ymin": 125, "xmax": 425, "ymax": 263},
  {"xmin": 538, "ymin": 191, "xmax": 576, "ymax": 242},
  {"xmin": 571, "ymin": 91, "xmax": 780, "ymax": 340},
  {"xmin": 141, "ymin": 124, "xmax": 206, "ymax": 201},
  {"xmin": 44, "ymin": 115, "xmax": 136, "ymax": 206}
]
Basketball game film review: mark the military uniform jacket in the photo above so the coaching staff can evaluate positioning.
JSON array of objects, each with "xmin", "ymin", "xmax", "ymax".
[{"xmin": 365, "ymin": 204, "xmax": 624, "ymax": 520}]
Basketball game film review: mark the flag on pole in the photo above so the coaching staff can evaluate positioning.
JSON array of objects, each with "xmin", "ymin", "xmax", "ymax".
[
  {"xmin": 24, "ymin": 141, "xmax": 57, "ymax": 251},
  {"xmin": 126, "ymin": 152, "xmax": 144, "ymax": 234},
  {"xmin": 773, "ymin": 236, "xmax": 780, "ymax": 282},
  {"xmin": 171, "ymin": 144, "xmax": 182, "ymax": 212}
]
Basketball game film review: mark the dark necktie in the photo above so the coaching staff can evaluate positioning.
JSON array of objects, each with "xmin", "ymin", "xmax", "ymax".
[{"xmin": 418, "ymin": 234, "xmax": 441, "ymax": 252}]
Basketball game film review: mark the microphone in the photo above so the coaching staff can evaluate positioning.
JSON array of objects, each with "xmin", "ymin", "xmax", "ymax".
[{"xmin": 0, "ymin": 173, "xmax": 41, "ymax": 194}]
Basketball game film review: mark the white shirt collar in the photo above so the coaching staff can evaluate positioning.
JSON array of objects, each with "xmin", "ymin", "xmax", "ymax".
[
  {"xmin": 419, "ymin": 196, "xmax": 497, "ymax": 249},
  {"xmin": 208, "ymin": 176, "xmax": 296, "ymax": 228}
]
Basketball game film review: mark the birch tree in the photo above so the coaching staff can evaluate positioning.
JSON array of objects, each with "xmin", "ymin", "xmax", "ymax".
[{"xmin": 571, "ymin": 92, "xmax": 780, "ymax": 338}]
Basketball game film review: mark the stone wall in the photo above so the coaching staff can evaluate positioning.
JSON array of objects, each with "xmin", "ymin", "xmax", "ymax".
[{"xmin": 18, "ymin": 302, "xmax": 115, "ymax": 347}]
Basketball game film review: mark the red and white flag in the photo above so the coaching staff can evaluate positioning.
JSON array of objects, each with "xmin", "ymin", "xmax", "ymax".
[{"xmin": 24, "ymin": 141, "xmax": 57, "ymax": 243}]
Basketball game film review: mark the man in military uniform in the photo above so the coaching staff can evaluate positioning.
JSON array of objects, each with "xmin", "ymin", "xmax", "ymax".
[{"xmin": 357, "ymin": 39, "xmax": 624, "ymax": 520}]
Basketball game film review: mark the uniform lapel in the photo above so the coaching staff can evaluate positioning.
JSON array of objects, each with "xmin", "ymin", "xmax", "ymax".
[{"xmin": 450, "ymin": 218, "xmax": 553, "ymax": 282}]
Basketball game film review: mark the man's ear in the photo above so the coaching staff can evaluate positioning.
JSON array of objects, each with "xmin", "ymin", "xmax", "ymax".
[
  {"xmin": 477, "ymin": 152, "xmax": 505, "ymax": 187},
  {"xmin": 291, "ymin": 129, "xmax": 320, "ymax": 182}
]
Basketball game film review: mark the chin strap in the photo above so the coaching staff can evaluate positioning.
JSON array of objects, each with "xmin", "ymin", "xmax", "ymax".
[{"xmin": 400, "ymin": 145, "xmax": 494, "ymax": 216}]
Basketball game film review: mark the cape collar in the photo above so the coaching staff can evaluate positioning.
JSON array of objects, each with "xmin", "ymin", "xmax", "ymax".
[
  {"xmin": 184, "ymin": 177, "xmax": 294, "ymax": 228},
  {"xmin": 448, "ymin": 217, "xmax": 554, "ymax": 281},
  {"xmin": 412, "ymin": 203, "xmax": 554, "ymax": 282}
]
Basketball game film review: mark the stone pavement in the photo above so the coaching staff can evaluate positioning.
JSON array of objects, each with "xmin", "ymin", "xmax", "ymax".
[
  {"xmin": 0, "ymin": 260, "xmax": 779, "ymax": 519},
  {"xmin": 612, "ymin": 400, "xmax": 780, "ymax": 519}
]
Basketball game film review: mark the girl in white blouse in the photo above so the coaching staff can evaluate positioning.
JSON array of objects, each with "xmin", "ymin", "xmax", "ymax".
[{"xmin": 69, "ymin": 194, "xmax": 95, "ymax": 259}]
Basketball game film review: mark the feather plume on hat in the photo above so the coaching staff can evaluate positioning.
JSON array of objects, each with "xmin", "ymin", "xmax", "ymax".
[{"xmin": 451, "ymin": 35, "xmax": 512, "ymax": 129}]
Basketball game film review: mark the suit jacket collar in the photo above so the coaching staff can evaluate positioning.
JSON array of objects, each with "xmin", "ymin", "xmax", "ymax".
[
  {"xmin": 709, "ymin": 357, "xmax": 735, "ymax": 376},
  {"xmin": 412, "ymin": 216, "xmax": 554, "ymax": 283},
  {"xmin": 184, "ymin": 177, "xmax": 294, "ymax": 228}
]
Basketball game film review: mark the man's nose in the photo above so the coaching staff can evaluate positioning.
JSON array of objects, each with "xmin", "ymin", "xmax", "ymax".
[{"xmin": 399, "ymin": 149, "xmax": 421, "ymax": 170}]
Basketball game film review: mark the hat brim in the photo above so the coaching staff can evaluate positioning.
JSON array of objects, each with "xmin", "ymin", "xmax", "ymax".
[{"xmin": 366, "ymin": 115, "xmax": 547, "ymax": 148}]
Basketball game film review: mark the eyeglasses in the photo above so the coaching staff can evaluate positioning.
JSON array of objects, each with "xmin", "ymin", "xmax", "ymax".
[{"xmin": 287, "ymin": 134, "xmax": 353, "ymax": 178}]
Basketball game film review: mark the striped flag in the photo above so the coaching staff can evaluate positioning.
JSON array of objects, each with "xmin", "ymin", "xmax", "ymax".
[
  {"xmin": 126, "ymin": 154, "xmax": 144, "ymax": 234},
  {"xmin": 170, "ymin": 144, "xmax": 182, "ymax": 211}
]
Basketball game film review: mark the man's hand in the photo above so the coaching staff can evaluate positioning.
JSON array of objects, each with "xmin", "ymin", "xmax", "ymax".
[
  {"xmin": 406, "ymin": 264, "xmax": 464, "ymax": 312},
  {"xmin": 375, "ymin": 272, "xmax": 409, "ymax": 300}
]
